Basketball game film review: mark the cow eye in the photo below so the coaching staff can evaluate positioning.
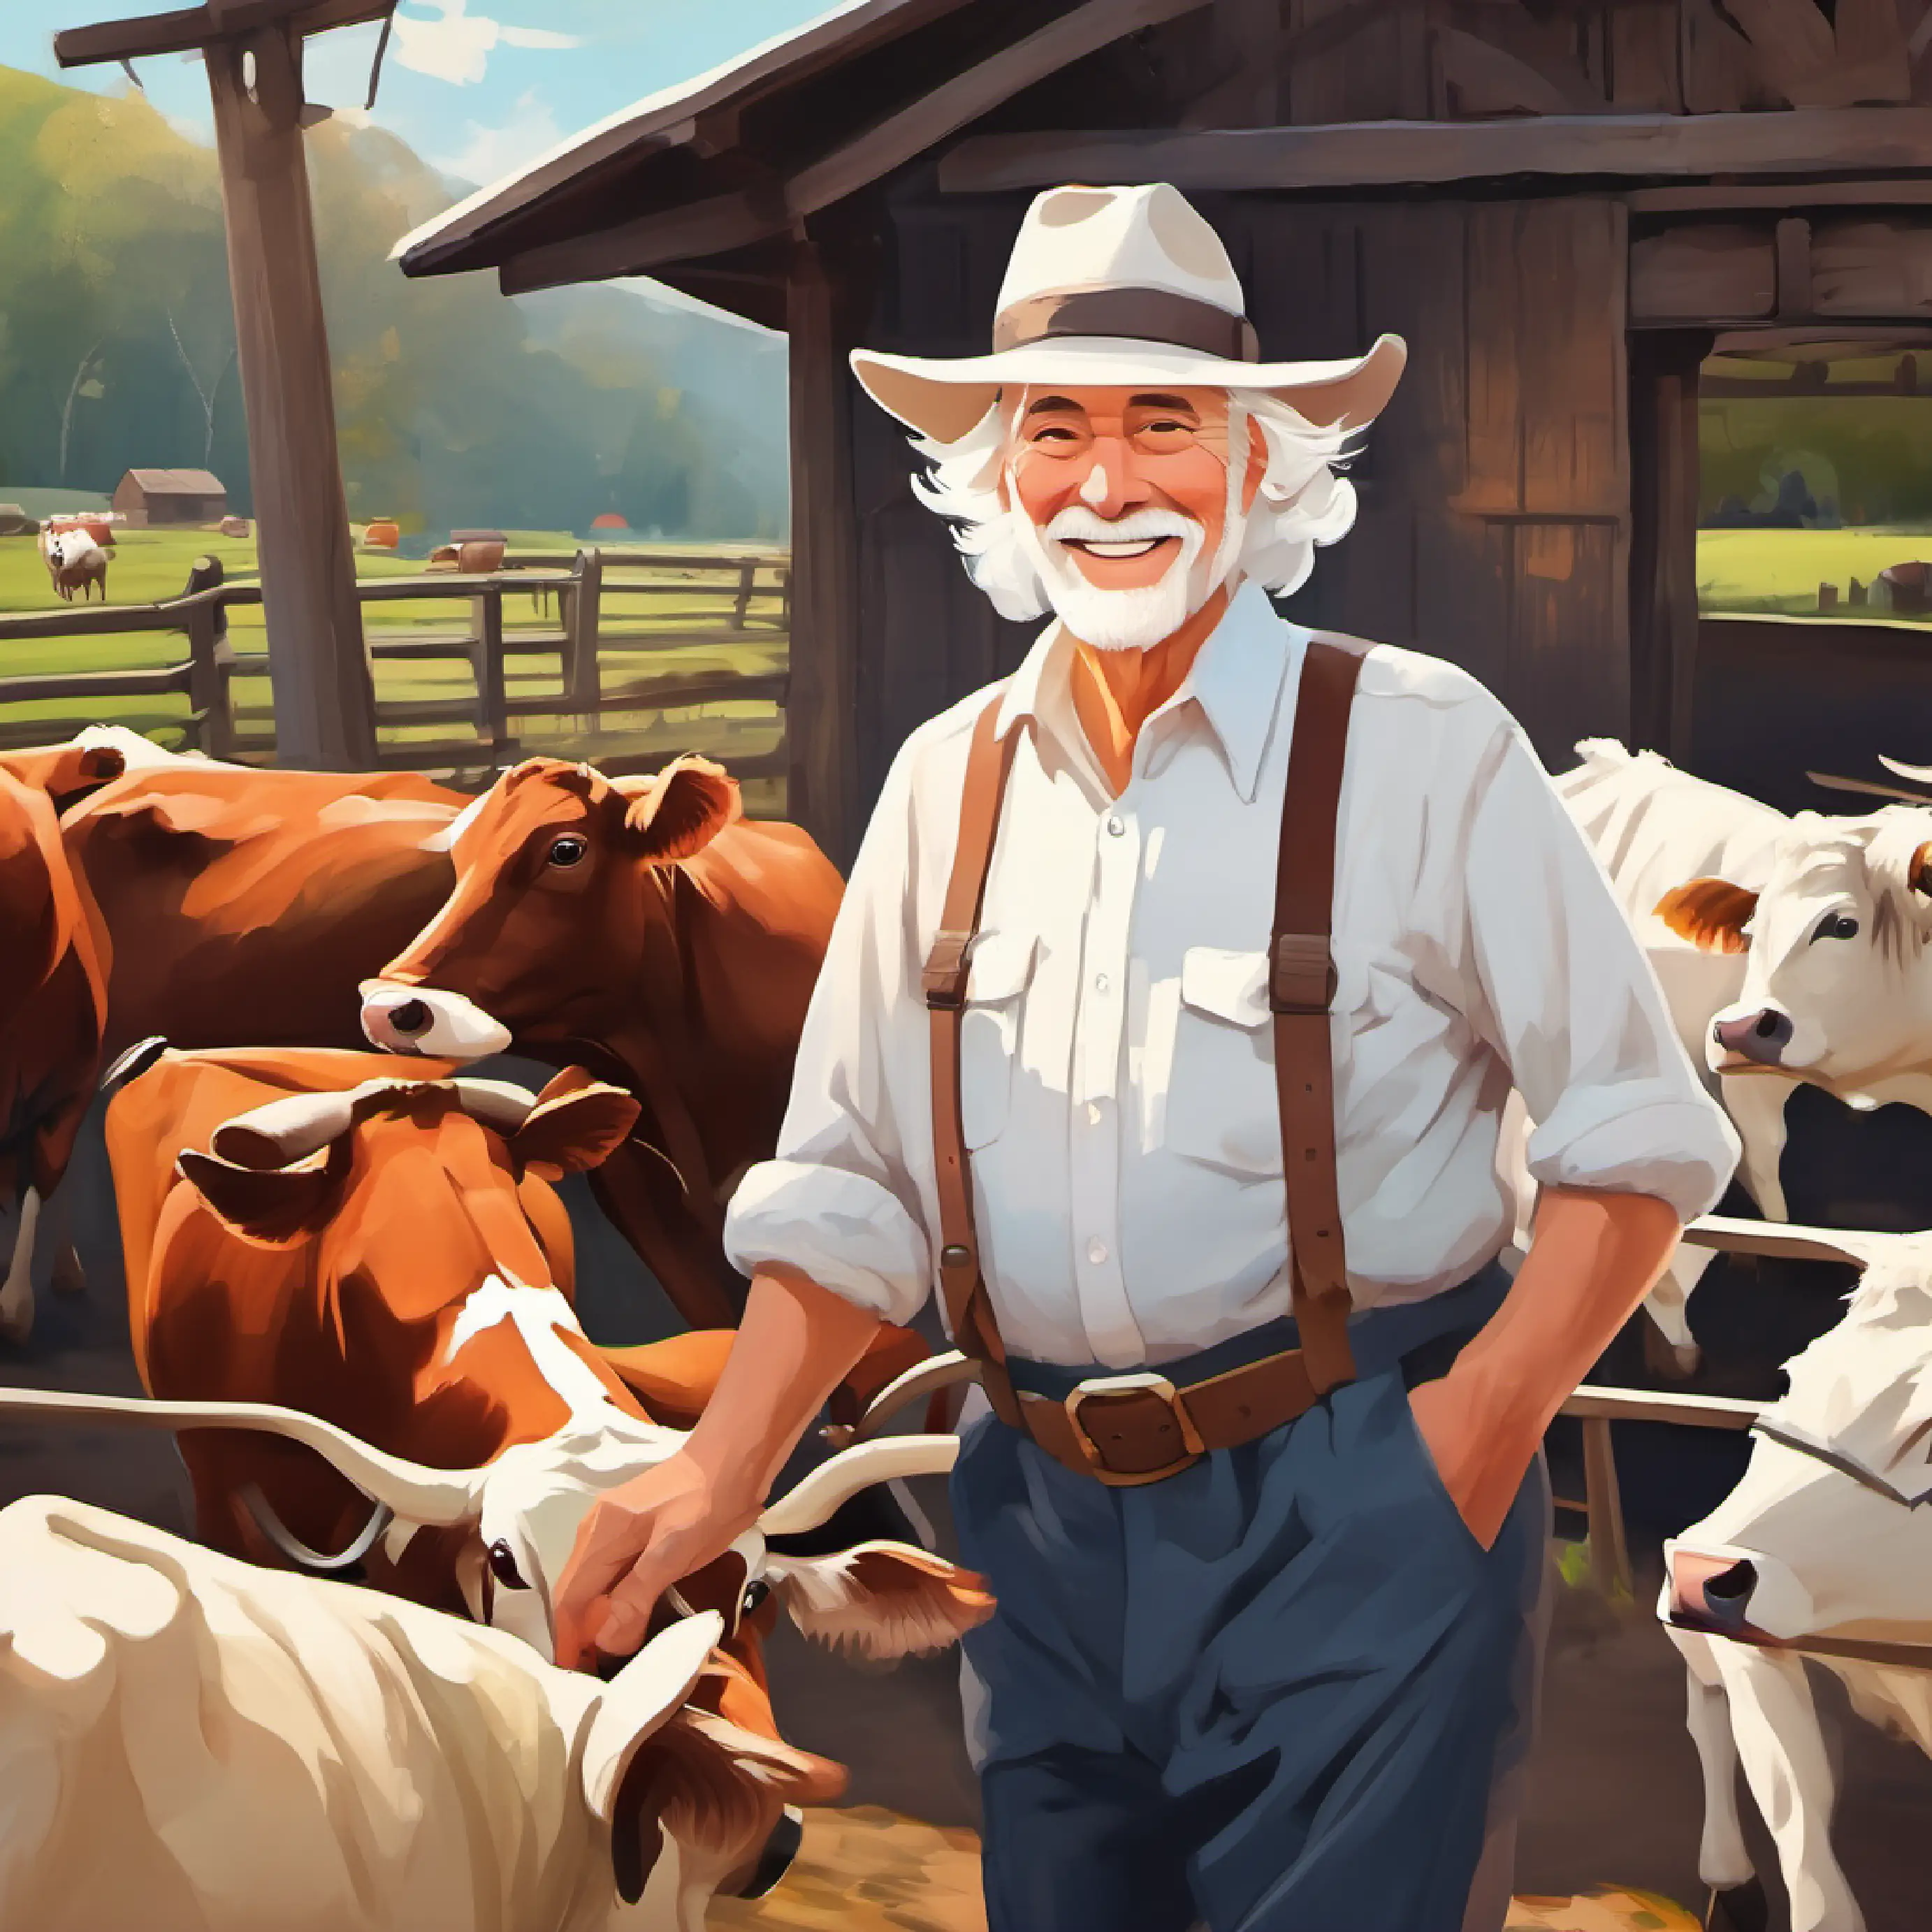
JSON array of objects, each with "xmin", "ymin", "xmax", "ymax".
[
  {"xmin": 487, "ymin": 1539, "xmax": 530, "ymax": 1589},
  {"xmin": 547, "ymin": 835, "xmax": 588, "ymax": 869},
  {"xmin": 741, "ymin": 1578, "xmax": 771, "ymax": 1616},
  {"xmin": 1812, "ymin": 913, "xmax": 1859, "ymax": 943}
]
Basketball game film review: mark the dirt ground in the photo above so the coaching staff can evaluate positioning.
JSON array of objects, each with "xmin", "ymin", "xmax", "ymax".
[{"xmin": 5, "ymin": 1093, "xmax": 1929, "ymax": 1932}]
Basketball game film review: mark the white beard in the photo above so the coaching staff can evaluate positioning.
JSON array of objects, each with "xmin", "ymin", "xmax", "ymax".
[{"xmin": 1013, "ymin": 507, "xmax": 1222, "ymax": 653}]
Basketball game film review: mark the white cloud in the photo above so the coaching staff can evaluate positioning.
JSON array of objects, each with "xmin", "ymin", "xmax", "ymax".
[
  {"xmin": 436, "ymin": 88, "xmax": 565, "ymax": 185},
  {"xmin": 392, "ymin": 0, "xmax": 581, "ymax": 87}
]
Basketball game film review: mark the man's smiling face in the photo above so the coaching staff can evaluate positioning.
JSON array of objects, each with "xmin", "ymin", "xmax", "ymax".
[{"xmin": 996, "ymin": 385, "xmax": 1263, "ymax": 652}]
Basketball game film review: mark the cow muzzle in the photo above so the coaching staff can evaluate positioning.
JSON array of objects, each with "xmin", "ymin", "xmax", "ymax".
[
  {"xmin": 1711, "ymin": 1006, "xmax": 1794, "ymax": 1068},
  {"xmin": 361, "ymin": 981, "xmax": 511, "ymax": 1061},
  {"xmin": 1667, "ymin": 1548, "xmax": 1762, "ymax": 1635}
]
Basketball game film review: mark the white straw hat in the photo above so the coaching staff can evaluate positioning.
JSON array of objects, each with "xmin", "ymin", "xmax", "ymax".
[{"xmin": 850, "ymin": 183, "xmax": 1406, "ymax": 443}]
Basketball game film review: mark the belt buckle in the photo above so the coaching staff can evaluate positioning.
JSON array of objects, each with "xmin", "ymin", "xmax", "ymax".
[{"xmin": 1063, "ymin": 1372, "xmax": 1206, "ymax": 1487}]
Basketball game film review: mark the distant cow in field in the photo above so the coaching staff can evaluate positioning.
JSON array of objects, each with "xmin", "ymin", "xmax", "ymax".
[
  {"xmin": 359, "ymin": 753, "xmax": 848, "ymax": 1337},
  {"xmin": 36, "ymin": 526, "xmax": 107, "ymax": 602},
  {"xmin": 0, "ymin": 1495, "xmax": 840, "ymax": 1932},
  {"xmin": 1661, "ymin": 1216, "xmax": 1932, "ymax": 1932}
]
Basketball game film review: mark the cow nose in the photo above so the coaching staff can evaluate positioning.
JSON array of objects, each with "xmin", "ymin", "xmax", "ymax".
[
  {"xmin": 732, "ymin": 1807, "xmax": 804, "ymax": 1899},
  {"xmin": 1669, "ymin": 1552, "xmax": 1758, "ymax": 1633},
  {"xmin": 1713, "ymin": 1009, "xmax": 1793, "ymax": 1063}
]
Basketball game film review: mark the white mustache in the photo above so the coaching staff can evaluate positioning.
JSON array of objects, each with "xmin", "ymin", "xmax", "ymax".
[{"xmin": 1043, "ymin": 508, "xmax": 1198, "ymax": 544}]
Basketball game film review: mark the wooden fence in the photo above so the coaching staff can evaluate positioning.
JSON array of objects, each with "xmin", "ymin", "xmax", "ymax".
[{"xmin": 0, "ymin": 547, "xmax": 790, "ymax": 790}]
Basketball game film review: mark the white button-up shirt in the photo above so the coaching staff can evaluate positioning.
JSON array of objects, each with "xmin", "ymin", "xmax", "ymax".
[{"xmin": 725, "ymin": 582, "xmax": 1738, "ymax": 1370}]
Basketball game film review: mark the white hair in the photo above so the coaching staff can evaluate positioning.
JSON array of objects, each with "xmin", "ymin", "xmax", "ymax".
[{"xmin": 908, "ymin": 389, "xmax": 1362, "ymax": 623}]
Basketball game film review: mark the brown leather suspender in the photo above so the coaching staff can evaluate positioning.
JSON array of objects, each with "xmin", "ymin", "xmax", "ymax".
[{"xmin": 921, "ymin": 637, "xmax": 1368, "ymax": 1479}]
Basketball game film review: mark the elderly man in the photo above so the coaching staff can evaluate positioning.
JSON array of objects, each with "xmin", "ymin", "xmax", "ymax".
[{"xmin": 553, "ymin": 184, "xmax": 1738, "ymax": 1930}]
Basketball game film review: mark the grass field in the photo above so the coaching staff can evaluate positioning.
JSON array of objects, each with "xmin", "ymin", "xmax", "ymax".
[
  {"xmin": 1699, "ymin": 526, "xmax": 1932, "ymax": 621},
  {"xmin": 0, "ymin": 526, "xmax": 790, "ymax": 803}
]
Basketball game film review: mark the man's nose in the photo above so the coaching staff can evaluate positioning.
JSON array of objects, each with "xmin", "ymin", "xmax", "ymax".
[{"xmin": 1077, "ymin": 438, "xmax": 1147, "ymax": 518}]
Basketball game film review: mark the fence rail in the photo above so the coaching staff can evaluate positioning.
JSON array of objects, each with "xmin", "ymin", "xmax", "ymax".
[{"xmin": 0, "ymin": 547, "xmax": 790, "ymax": 790}]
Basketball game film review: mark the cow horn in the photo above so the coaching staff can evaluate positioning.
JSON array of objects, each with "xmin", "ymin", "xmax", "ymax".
[
  {"xmin": 757, "ymin": 1434, "xmax": 961, "ymax": 1538},
  {"xmin": 852, "ymin": 1350, "xmax": 981, "ymax": 1444},
  {"xmin": 451, "ymin": 1077, "xmax": 539, "ymax": 1132},
  {"xmin": 0, "ymin": 1386, "xmax": 485, "ymax": 1525},
  {"xmin": 210, "ymin": 1089, "xmax": 365, "ymax": 1168},
  {"xmin": 1681, "ymin": 1213, "xmax": 1882, "ymax": 1272},
  {"xmin": 1880, "ymin": 755, "xmax": 1932, "ymax": 785}
]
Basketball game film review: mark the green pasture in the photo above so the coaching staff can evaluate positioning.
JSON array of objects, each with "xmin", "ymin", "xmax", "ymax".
[
  {"xmin": 0, "ymin": 527, "xmax": 790, "ymax": 806},
  {"xmin": 1698, "ymin": 527, "xmax": 1932, "ymax": 620}
]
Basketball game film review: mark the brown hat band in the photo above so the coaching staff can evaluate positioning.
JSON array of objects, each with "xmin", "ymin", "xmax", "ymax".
[{"xmin": 992, "ymin": 286, "xmax": 1261, "ymax": 362}]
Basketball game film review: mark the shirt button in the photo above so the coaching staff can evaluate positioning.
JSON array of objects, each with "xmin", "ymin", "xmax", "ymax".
[
  {"xmin": 1087, "ymin": 1237, "xmax": 1108, "ymax": 1265},
  {"xmin": 1085, "ymin": 1101, "xmax": 1102, "ymax": 1126},
  {"xmin": 1094, "ymin": 972, "xmax": 1110, "ymax": 995},
  {"xmin": 1105, "ymin": 815, "xmax": 1125, "ymax": 836}
]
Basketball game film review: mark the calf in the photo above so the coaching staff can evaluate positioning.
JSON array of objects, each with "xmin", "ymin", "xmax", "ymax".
[
  {"xmin": 1660, "ymin": 1216, "xmax": 1932, "ymax": 1932},
  {"xmin": 358, "ymin": 754, "xmax": 845, "ymax": 1334},
  {"xmin": 0, "ymin": 1494, "xmax": 838, "ymax": 1932},
  {"xmin": 36, "ymin": 526, "xmax": 106, "ymax": 602}
]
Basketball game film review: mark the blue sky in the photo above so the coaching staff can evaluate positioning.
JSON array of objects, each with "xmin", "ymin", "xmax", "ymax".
[{"xmin": 1, "ymin": 1, "xmax": 832, "ymax": 189}]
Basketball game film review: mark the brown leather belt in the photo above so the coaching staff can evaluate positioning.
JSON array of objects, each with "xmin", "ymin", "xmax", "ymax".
[
  {"xmin": 1015, "ymin": 1350, "xmax": 1319, "ymax": 1486},
  {"xmin": 922, "ymin": 636, "xmax": 1370, "ymax": 1486}
]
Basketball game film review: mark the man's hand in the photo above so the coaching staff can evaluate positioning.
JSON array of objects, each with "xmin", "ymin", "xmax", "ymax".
[
  {"xmin": 1408, "ymin": 1370, "xmax": 1541, "ymax": 1550},
  {"xmin": 551, "ymin": 1451, "xmax": 761, "ymax": 1671}
]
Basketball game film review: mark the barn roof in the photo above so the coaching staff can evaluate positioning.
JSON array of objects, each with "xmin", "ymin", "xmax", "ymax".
[
  {"xmin": 122, "ymin": 468, "xmax": 225, "ymax": 495},
  {"xmin": 392, "ymin": 0, "xmax": 1187, "ymax": 322}
]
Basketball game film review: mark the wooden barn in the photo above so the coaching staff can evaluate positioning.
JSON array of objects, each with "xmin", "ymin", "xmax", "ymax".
[
  {"xmin": 398, "ymin": 0, "xmax": 1932, "ymax": 864},
  {"xmin": 112, "ymin": 467, "xmax": 228, "ymax": 528}
]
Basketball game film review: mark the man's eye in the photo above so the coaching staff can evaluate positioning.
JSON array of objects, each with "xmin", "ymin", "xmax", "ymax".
[{"xmin": 1031, "ymin": 426, "xmax": 1079, "ymax": 444}]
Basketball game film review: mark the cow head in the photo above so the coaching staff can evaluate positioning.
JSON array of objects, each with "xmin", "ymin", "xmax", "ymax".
[
  {"xmin": 1655, "ymin": 807, "xmax": 1932, "ymax": 1097},
  {"xmin": 358, "ymin": 755, "xmax": 741, "ymax": 1061},
  {"xmin": 1664, "ymin": 1219, "xmax": 1932, "ymax": 1645}
]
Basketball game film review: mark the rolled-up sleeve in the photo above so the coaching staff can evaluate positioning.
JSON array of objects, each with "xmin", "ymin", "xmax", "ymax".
[
  {"xmin": 1451, "ymin": 711, "xmax": 1741, "ymax": 1221},
  {"xmin": 722, "ymin": 741, "xmax": 934, "ymax": 1324}
]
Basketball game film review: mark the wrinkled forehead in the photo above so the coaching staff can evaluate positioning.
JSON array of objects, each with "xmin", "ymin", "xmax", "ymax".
[{"xmin": 1002, "ymin": 383, "xmax": 1235, "ymax": 429}]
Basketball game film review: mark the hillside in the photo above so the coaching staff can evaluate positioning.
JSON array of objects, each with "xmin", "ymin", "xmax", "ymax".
[{"xmin": 0, "ymin": 64, "xmax": 787, "ymax": 539}]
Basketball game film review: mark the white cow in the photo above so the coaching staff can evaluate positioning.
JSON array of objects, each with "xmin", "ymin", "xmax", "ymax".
[
  {"xmin": 0, "ymin": 1494, "xmax": 832, "ymax": 1932},
  {"xmin": 1660, "ymin": 1216, "xmax": 1932, "ymax": 1932},
  {"xmin": 36, "ymin": 526, "xmax": 106, "ymax": 602},
  {"xmin": 1507, "ymin": 742, "xmax": 1932, "ymax": 1371}
]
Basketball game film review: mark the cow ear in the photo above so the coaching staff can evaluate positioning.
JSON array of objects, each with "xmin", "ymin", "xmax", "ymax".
[
  {"xmin": 764, "ymin": 1542, "xmax": 996, "ymax": 1659},
  {"xmin": 511, "ymin": 1068, "xmax": 641, "ymax": 1179},
  {"xmin": 621, "ymin": 757, "xmax": 741, "ymax": 865},
  {"xmin": 176, "ymin": 1145, "xmax": 341, "ymax": 1248},
  {"xmin": 1655, "ymin": 878, "xmax": 1758, "ymax": 954},
  {"xmin": 1910, "ymin": 841, "xmax": 1932, "ymax": 896}
]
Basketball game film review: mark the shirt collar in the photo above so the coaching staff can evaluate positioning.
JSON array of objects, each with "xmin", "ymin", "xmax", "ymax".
[{"xmin": 994, "ymin": 579, "xmax": 1302, "ymax": 804}]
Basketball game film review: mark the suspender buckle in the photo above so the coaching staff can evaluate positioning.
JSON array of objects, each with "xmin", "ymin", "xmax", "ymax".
[
  {"xmin": 922, "ymin": 931, "xmax": 972, "ymax": 1010},
  {"xmin": 1270, "ymin": 933, "xmax": 1337, "ymax": 1015},
  {"xmin": 1063, "ymin": 1372, "xmax": 1207, "ymax": 1486}
]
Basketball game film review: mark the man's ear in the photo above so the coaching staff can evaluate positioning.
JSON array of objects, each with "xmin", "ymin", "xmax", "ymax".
[
  {"xmin": 1655, "ymin": 878, "xmax": 1759, "ymax": 954},
  {"xmin": 621, "ymin": 757, "xmax": 741, "ymax": 865},
  {"xmin": 176, "ymin": 1144, "xmax": 343, "ymax": 1248},
  {"xmin": 511, "ymin": 1068, "xmax": 641, "ymax": 1180}
]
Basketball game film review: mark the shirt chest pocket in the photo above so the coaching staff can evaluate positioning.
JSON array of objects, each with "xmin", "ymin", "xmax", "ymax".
[
  {"xmin": 957, "ymin": 931, "xmax": 1037, "ymax": 1151},
  {"xmin": 1162, "ymin": 947, "xmax": 1284, "ymax": 1177}
]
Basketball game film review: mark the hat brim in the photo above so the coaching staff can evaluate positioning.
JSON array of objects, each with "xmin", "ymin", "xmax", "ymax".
[{"xmin": 850, "ymin": 333, "xmax": 1407, "ymax": 444}]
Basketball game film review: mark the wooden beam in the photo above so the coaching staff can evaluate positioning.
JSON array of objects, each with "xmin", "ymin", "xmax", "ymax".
[
  {"xmin": 939, "ymin": 111, "xmax": 1932, "ymax": 194},
  {"xmin": 788, "ymin": 0, "xmax": 1210, "ymax": 219},
  {"xmin": 498, "ymin": 187, "xmax": 787, "ymax": 295},
  {"xmin": 1627, "ymin": 178, "xmax": 1932, "ymax": 210},
  {"xmin": 53, "ymin": 0, "xmax": 388, "ymax": 66},
  {"xmin": 1435, "ymin": 25, "xmax": 1603, "ymax": 115},
  {"xmin": 205, "ymin": 24, "xmax": 376, "ymax": 767}
]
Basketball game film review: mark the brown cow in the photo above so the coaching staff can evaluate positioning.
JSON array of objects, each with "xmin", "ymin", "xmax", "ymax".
[
  {"xmin": 0, "ymin": 765, "xmax": 110, "ymax": 1342},
  {"xmin": 358, "ymin": 755, "xmax": 846, "ymax": 1339},
  {"xmin": 53, "ymin": 1043, "xmax": 987, "ymax": 1901}
]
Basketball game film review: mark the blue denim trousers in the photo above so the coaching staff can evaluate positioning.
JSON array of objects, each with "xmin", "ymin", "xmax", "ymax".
[{"xmin": 950, "ymin": 1263, "xmax": 1550, "ymax": 1932}]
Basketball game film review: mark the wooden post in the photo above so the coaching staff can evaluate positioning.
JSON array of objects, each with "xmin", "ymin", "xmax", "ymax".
[
  {"xmin": 1820, "ymin": 581, "xmax": 1840, "ymax": 611},
  {"xmin": 1581, "ymin": 1416, "xmax": 1634, "ymax": 1599},
  {"xmin": 562, "ymin": 546, "xmax": 603, "ymax": 726},
  {"xmin": 732, "ymin": 555, "xmax": 757, "ymax": 630},
  {"xmin": 785, "ymin": 230, "xmax": 862, "ymax": 866},
  {"xmin": 474, "ymin": 583, "xmax": 509, "ymax": 762},
  {"xmin": 202, "ymin": 22, "xmax": 377, "ymax": 770}
]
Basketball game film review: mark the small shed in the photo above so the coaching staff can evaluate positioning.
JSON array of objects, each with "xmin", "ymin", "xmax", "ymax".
[
  {"xmin": 112, "ymin": 469, "xmax": 228, "ymax": 528},
  {"xmin": 395, "ymin": 0, "xmax": 1932, "ymax": 862}
]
